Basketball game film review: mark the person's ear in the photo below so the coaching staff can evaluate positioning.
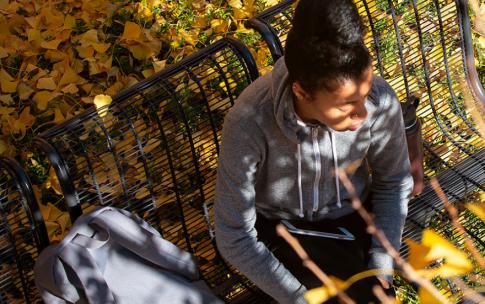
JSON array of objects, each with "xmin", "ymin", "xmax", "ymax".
[{"xmin": 291, "ymin": 82, "xmax": 310, "ymax": 102}]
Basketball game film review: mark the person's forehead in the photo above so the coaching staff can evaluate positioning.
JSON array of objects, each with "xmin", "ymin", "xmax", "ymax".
[{"xmin": 317, "ymin": 76, "xmax": 373, "ymax": 101}]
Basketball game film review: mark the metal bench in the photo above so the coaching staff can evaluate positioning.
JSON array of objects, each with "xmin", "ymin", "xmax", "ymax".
[
  {"xmin": 33, "ymin": 37, "xmax": 272, "ymax": 303},
  {"xmin": 14, "ymin": 0, "xmax": 482, "ymax": 302},
  {"xmin": 247, "ymin": 0, "xmax": 484, "ymax": 252},
  {"xmin": 0, "ymin": 157, "xmax": 48, "ymax": 304}
]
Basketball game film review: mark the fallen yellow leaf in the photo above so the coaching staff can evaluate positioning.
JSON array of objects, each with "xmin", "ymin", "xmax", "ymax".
[
  {"xmin": 418, "ymin": 286, "xmax": 449, "ymax": 304},
  {"xmin": 93, "ymin": 94, "xmax": 112, "ymax": 118},
  {"xmin": 40, "ymin": 39, "xmax": 63, "ymax": 50},
  {"xmin": 406, "ymin": 229, "xmax": 473, "ymax": 279},
  {"xmin": 33, "ymin": 91, "xmax": 59, "ymax": 111},
  {"xmin": 1, "ymin": 80, "xmax": 18, "ymax": 93},
  {"xmin": 36, "ymin": 77, "xmax": 57, "ymax": 90},
  {"xmin": 0, "ymin": 47, "xmax": 8, "ymax": 58},
  {"xmin": 229, "ymin": 0, "xmax": 243, "ymax": 8},
  {"xmin": 53, "ymin": 108, "xmax": 65, "ymax": 124},
  {"xmin": 58, "ymin": 68, "xmax": 82, "ymax": 87},
  {"xmin": 466, "ymin": 202, "xmax": 485, "ymax": 221},
  {"xmin": 92, "ymin": 42, "xmax": 111, "ymax": 53},
  {"xmin": 17, "ymin": 82, "xmax": 35, "ymax": 100},
  {"xmin": 122, "ymin": 21, "xmax": 142, "ymax": 40}
]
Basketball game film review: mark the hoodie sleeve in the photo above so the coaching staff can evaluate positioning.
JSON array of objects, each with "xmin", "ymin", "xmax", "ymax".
[
  {"xmin": 214, "ymin": 113, "xmax": 307, "ymax": 304},
  {"xmin": 366, "ymin": 78, "xmax": 414, "ymax": 279}
]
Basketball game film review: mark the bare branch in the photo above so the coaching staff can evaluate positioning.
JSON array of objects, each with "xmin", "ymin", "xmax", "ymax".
[
  {"xmin": 430, "ymin": 178, "xmax": 485, "ymax": 269},
  {"xmin": 338, "ymin": 171, "xmax": 450, "ymax": 304},
  {"xmin": 276, "ymin": 224, "xmax": 356, "ymax": 304}
]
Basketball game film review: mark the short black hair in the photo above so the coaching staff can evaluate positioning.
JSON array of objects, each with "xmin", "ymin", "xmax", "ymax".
[{"xmin": 285, "ymin": 0, "xmax": 372, "ymax": 95}]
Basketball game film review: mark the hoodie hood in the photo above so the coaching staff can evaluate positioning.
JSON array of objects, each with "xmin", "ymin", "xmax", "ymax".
[
  {"xmin": 271, "ymin": 57, "xmax": 304, "ymax": 143},
  {"xmin": 270, "ymin": 58, "xmax": 342, "ymax": 217}
]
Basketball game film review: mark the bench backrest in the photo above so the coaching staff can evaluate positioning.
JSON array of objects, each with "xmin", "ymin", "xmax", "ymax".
[
  {"xmin": 0, "ymin": 157, "xmax": 48, "ymax": 304},
  {"xmin": 247, "ymin": 0, "xmax": 485, "ymax": 252},
  {"xmin": 34, "ymin": 38, "xmax": 272, "ymax": 302}
]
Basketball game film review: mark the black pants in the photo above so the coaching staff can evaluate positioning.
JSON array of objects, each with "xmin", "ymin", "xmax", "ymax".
[{"xmin": 255, "ymin": 211, "xmax": 394, "ymax": 303}]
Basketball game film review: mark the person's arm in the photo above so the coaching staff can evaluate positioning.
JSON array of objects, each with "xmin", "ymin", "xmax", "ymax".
[
  {"xmin": 366, "ymin": 78, "xmax": 414, "ymax": 281},
  {"xmin": 214, "ymin": 113, "xmax": 307, "ymax": 304}
]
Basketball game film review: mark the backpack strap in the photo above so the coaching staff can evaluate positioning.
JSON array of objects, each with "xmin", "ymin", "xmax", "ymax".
[
  {"xmin": 58, "ymin": 234, "xmax": 117, "ymax": 304},
  {"xmin": 91, "ymin": 208, "xmax": 200, "ymax": 281}
]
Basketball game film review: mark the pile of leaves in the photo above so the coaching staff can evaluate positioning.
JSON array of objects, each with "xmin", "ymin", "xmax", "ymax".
[{"xmin": 0, "ymin": 0, "xmax": 275, "ymax": 159}]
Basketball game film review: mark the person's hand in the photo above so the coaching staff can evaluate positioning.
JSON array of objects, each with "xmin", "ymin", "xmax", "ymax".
[{"xmin": 377, "ymin": 277, "xmax": 390, "ymax": 289}]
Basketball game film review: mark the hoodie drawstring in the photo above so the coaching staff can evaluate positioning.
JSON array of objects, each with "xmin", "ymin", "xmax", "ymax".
[
  {"xmin": 330, "ymin": 131, "xmax": 342, "ymax": 208},
  {"xmin": 296, "ymin": 129, "xmax": 342, "ymax": 218},
  {"xmin": 297, "ymin": 143, "xmax": 304, "ymax": 218}
]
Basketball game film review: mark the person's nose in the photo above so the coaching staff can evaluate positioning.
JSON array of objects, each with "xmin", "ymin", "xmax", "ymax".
[{"xmin": 354, "ymin": 102, "xmax": 368, "ymax": 121}]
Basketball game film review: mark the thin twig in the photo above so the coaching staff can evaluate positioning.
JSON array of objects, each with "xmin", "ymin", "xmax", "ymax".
[
  {"xmin": 276, "ymin": 224, "xmax": 356, "ymax": 304},
  {"xmin": 452, "ymin": 278, "xmax": 485, "ymax": 303},
  {"xmin": 372, "ymin": 285, "xmax": 395, "ymax": 304},
  {"xmin": 430, "ymin": 178, "xmax": 485, "ymax": 270},
  {"xmin": 338, "ymin": 171, "xmax": 450, "ymax": 304}
]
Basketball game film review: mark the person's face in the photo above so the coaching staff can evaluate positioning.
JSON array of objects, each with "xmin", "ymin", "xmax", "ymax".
[{"xmin": 292, "ymin": 67, "xmax": 373, "ymax": 132}]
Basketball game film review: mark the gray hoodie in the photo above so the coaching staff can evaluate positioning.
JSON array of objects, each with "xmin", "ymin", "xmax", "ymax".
[{"xmin": 214, "ymin": 58, "xmax": 413, "ymax": 303}]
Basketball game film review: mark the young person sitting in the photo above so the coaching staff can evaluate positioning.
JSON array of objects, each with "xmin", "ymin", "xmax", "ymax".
[{"xmin": 214, "ymin": 0, "xmax": 413, "ymax": 302}]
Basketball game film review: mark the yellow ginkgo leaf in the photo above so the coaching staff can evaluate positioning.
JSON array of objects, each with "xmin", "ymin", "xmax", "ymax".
[
  {"xmin": 53, "ymin": 108, "xmax": 65, "ymax": 125},
  {"xmin": 418, "ymin": 286, "xmax": 448, "ymax": 304},
  {"xmin": 36, "ymin": 77, "xmax": 57, "ymax": 90},
  {"xmin": 61, "ymin": 83, "xmax": 79, "ymax": 94},
  {"xmin": 1, "ymin": 80, "xmax": 18, "ymax": 93},
  {"xmin": 264, "ymin": 0, "xmax": 279, "ymax": 6},
  {"xmin": 478, "ymin": 36, "xmax": 485, "ymax": 49},
  {"xmin": 153, "ymin": 59, "xmax": 166, "ymax": 73},
  {"xmin": 76, "ymin": 45, "xmax": 95, "ymax": 59},
  {"xmin": 58, "ymin": 68, "xmax": 82, "ymax": 87},
  {"xmin": 40, "ymin": 39, "xmax": 62, "ymax": 50},
  {"xmin": 305, "ymin": 286, "xmax": 338, "ymax": 304},
  {"xmin": 44, "ymin": 168, "xmax": 62, "ymax": 195},
  {"xmin": 92, "ymin": 42, "xmax": 111, "ymax": 54},
  {"xmin": 408, "ymin": 229, "xmax": 473, "ymax": 278},
  {"xmin": 0, "ymin": 69, "xmax": 13, "ymax": 81},
  {"xmin": 0, "ymin": 139, "xmax": 8, "ymax": 155},
  {"xmin": 0, "ymin": 47, "xmax": 8, "ymax": 58},
  {"xmin": 0, "ymin": 94, "xmax": 13, "ymax": 104},
  {"xmin": 405, "ymin": 238, "xmax": 433, "ymax": 270},
  {"xmin": 129, "ymin": 43, "xmax": 159, "ymax": 60},
  {"xmin": 466, "ymin": 202, "xmax": 485, "ymax": 221},
  {"xmin": 63, "ymin": 15, "xmax": 76, "ymax": 30},
  {"xmin": 33, "ymin": 91, "xmax": 59, "ymax": 110},
  {"xmin": 211, "ymin": 19, "xmax": 230, "ymax": 33},
  {"xmin": 122, "ymin": 21, "xmax": 142, "ymax": 40},
  {"xmin": 229, "ymin": 0, "xmax": 243, "ymax": 8},
  {"xmin": 39, "ymin": 202, "xmax": 71, "ymax": 241},
  {"xmin": 17, "ymin": 82, "xmax": 35, "ymax": 100},
  {"xmin": 93, "ymin": 94, "xmax": 112, "ymax": 118},
  {"xmin": 0, "ymin": 107, "xmax": 14, "ymax": 115},
  {"xmin": 79, "ymin": 29, "xmax": 99, "ymax": 43},
  {"xmin": 8, "ymin": 106, "xmax": 35, "ymax": 136}
]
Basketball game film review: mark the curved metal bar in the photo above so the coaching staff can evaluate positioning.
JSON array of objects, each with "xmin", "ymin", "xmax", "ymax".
[
  {"xmin": 118, "ymin": 105, "xmax": 156, "ymax": 192},
  {"xmin": 432, "ymin": 0, "xmax": 480, "ymax": 136},
  {"xmin": 33, "ymin": 137, "xmax": 83, "ymax": 221},
  {"xmin": 0, "ymin": 157, "xmax": 49, "ymax": 250},
  {"xmin": 411, "ymin": 0, "xmax": 479, "ymax": 160},
  {"xmin": 91, "ymin": 115, "xmax": 131, "ymax": 205},
  {"xmin": 457, "ymin": 0, "xmax": 485, "ymax": 104},
  {"xmin": 74, "ymin": 130, "xmax": 105, "ymax": 205},
  {"xmin": 362, "ymin": 0, "xmax": 385, "ymax": 77},
  {"xmin": 224, "ymin": 37, "xmax": 260, "ymax": 82},
  {"xmin": 246, "ymin": 17, "xmax": 284, "ymax": 62},
  {"xmin": 386, "ymin": 0, "xmax": 411, "ymax": 101},
  {"xmin": 186, "ymin": 69, "xmax": 221, "ymax": 155}
]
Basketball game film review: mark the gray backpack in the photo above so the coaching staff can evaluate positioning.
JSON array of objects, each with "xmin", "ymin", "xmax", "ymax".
[{"xmin": 34, "ymin": 206, "xmax": 222, "ymax": 304}]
